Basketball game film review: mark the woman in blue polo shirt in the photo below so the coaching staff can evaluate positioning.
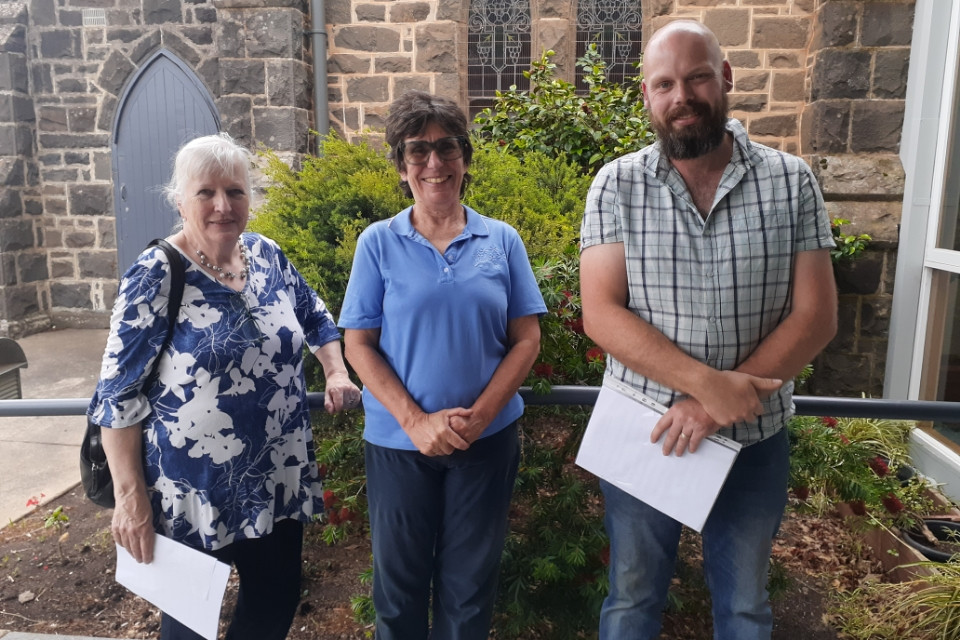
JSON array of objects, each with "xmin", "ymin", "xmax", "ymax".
[{"xmin": 338, "ymin": 91, "xmax": 546, "ymax": 640}]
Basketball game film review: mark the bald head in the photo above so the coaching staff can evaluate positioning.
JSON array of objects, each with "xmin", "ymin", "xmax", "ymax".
[{"xmin": 644, "ymin": 21, "xmax": 725, "ymax": 76}]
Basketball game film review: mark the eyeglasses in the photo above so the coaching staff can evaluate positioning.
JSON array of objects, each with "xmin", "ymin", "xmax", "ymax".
[{"xmin": 399, "ymin": 136, "xmax": 468, "ymax": 165}]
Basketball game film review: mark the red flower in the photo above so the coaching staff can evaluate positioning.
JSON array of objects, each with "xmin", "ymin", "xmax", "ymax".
[
  {"xmin": 821, "ymin": 416, "xmax": 838, "ymax": 428},
  {"xmin": 882, "ymin": 493, "xmax": 904, "ymax": 514},
  {"xmin": 533, "ymin": 363, "xmax": 554, "ymax": 378},
  {"xmin": 564, "ymin": 317, "xmax": 585, "ymax": 334},
  {"xmin": 848, "ymin": 500, "xmax": 867, "ymax": 516},
  {"xmin": 327, "ymin": 510, "xmax": 341, "ymax": 525},
  {"xmin": 339, "ymin": 507, "xmax": 354, "ymax": 523},
  {"xmin": 323, "ymin": 490, "xmax": 338, "ymax": 509},
  {"xmin": 868, "ymin": 456, "xmax": 889, "ymax": 477},
  {"xmin": 318, "ymin": 464, "xmax": 327, "ymax": 479},
  {"xmin": 599, "ymin": 544, "xmax": 610, "ymax": 566},
  {"xmin": 793, "ymin": 486, "xmax": 810, "ymax": 502},
  {"xmin": 586, "ymin": 347, "xmax": 604, "ymax": 363},
  {"xmin": 838, "ymin": 434, "xmax": 851, "ymax": 445}
]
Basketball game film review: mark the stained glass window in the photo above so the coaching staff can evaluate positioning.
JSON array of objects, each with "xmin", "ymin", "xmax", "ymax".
[
  {"xmin": 468, "ymin": 0, "xmax": 532, "ymax": 117},
  {"xmin": 576, "ymin": 0, "xmax": 642, "ymax": 91}
]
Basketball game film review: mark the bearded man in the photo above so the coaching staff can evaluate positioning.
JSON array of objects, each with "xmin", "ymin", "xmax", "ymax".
[{"xmin": 579, "ymin": 20, "xmax": 838, "ymax": 640}]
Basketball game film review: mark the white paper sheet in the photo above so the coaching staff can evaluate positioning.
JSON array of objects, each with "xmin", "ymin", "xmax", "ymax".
[
  {"xmin": 115, "ymin": 535, "xmax": 231, "ymax": 640},
  {"xmin": 576, "ymin": 379, "xmax": 742, "ymax": 532}
]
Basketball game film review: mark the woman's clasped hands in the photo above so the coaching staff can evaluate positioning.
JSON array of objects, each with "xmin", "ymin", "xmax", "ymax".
[{"xmin": 405, "ymin": 407, "xmax": 489, "ymax": 456}]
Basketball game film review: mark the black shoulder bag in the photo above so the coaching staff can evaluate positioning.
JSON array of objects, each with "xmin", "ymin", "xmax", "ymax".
[{"xmin": 80, "ymin": 239, "xmax": 185, "ymax": 508}]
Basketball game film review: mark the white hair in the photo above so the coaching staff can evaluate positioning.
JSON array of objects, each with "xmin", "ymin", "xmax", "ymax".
[{"xmin": 163, "ymin": 132, "xmax": 253, "ymax": 209}]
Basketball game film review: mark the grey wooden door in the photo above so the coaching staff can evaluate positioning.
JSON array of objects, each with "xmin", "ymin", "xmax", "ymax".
[{"xmin": 112, "ymin": 49, "xmax": 220, "ymax": 272}]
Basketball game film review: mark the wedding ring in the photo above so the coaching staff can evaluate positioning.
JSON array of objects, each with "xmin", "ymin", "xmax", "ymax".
[{"xmin": 679, "ymin": 433, "xmax": 689, "ymax": 439}]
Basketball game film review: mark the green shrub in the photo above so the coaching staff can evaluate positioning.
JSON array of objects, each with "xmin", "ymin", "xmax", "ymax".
[
  {"xmin": 465, "ymin": 147, "xmax": 589, "ymax": 261},
  {"xmin": 250, "ymin": 135, "xmax": 405, "ymax": 314},
  {"xmin": 527, "ymin": 245, "xmax": 605, "ymax": 393},
  {"xmin": 474, "ymin": 44, "xmax": 654, "ymax": 175},
  {"xmin": 495, "ymin": 409, "xmax": 607, "ymax": 639},
  {"xmin": 788, "ymin": 415, "xmax": 933, "ymax": 529}
]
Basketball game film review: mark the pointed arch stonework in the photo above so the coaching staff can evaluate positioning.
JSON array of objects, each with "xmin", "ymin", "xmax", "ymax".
[{"xmin": 111, "ymin": 49, "xmax": 220, "ymax": 272}]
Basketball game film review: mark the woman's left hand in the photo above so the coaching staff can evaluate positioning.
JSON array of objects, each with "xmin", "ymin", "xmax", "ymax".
[{"xmin": 323, "ymin": 371, "xmax": 362, "ymax": 413}]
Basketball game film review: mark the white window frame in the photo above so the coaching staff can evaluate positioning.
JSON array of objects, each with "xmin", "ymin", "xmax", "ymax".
[{"xmin": 886, "ymin": 0, "xmax": 960, "ymax": 499}]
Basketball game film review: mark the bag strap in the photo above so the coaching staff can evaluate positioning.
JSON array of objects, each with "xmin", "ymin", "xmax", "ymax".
[{"xmin": 146, "ymin": 238, "xmax": 185, "ymax": 381}]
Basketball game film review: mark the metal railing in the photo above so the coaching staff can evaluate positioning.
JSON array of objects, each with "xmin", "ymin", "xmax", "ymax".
[{"xmin": 1, "ymin": 386, "xmax": 960, "ymax": 422}]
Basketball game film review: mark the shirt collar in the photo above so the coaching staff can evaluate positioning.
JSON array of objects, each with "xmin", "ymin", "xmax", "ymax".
[{"xmin": 387, "ymin": 205, "xmax": 490, "ymax": 238}]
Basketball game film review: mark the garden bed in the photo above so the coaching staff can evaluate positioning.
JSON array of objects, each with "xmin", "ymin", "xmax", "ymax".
[{"xmin": 0, "ymin": 486, "xmax": 883, "ymax": 640}]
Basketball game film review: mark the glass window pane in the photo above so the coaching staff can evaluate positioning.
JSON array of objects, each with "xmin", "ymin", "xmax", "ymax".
[
  {"xmin": 936, "ymin": 58, "xmax": 960, "ymax": 250},
  {"xmin": 935, "ymin": 144, "xmax": 960, "ymax": 250},
  {"xmin": 575, "ymin": 0, "xmax": 643, "ymax": 92},
  {"xmin": 467, "ymin": 0, "xmax": 531, "ymax": 100},
  {"xmin": 920, "ymin": 271, "xmax": 960, "ymax": 448}
]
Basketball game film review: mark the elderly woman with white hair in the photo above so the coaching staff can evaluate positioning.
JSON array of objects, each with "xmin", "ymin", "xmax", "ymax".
[{"xmin": 87, "ymin": 132, "xmax": 359, "ymax": 640}]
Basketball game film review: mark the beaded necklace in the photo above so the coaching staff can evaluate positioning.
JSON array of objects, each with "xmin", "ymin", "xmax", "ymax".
[{"xmin": 195, "ymin": 238, "xmax": 249, "ymax": 280}]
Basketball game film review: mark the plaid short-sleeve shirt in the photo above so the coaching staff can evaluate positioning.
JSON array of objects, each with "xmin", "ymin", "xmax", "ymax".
[{"xmin": 581, "ymin": 119, "xmax": 835, "ymax": 445}]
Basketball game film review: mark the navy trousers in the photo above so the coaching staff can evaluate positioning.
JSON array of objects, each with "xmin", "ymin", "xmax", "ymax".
[
  {"xmin": 159, "ymin": 518, "xmax": 303, "ymax": 640},
  {"xmin": 365, "ymin": 422, "xmax": 520, "ymax": 640}
]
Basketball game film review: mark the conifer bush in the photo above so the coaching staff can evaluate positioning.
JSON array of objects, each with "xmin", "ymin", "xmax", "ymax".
[{"xmin": 252, "ymin": 136, "xmax": 406, "ymax": 313}]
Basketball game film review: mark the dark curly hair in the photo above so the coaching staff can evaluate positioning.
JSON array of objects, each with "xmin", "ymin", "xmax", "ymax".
[{"xmin": 385, "ymin": 90, "xmax": 473, "ymax": 199}]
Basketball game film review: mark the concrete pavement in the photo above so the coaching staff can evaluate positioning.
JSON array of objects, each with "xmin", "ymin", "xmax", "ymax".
[{"xmin": 0, "ymin": 328, "xmax": 109, "ymax": 527}]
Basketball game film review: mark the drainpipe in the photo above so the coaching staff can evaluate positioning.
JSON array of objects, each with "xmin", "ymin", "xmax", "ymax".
[{"xmin": 309, "ymin": 0, "xmax": 329, "ymax": 140}]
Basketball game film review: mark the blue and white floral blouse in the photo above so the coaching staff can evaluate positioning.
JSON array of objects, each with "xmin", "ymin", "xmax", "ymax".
[{"xmin": 88, "ymin": 233, "xmax": 341, "ymax": 551}]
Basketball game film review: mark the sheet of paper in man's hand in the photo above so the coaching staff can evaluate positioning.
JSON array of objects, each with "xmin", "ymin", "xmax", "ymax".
[
  {"xmin": 576, "ymin": 378, "xmax": 742, "ymax": 532},
  {"xmin": 115, "ymin": 535, "xmax": 231, "ymax": 640}
]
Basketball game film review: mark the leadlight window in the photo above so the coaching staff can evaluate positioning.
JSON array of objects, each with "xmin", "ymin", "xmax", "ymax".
[
  {"xmin": 467, "ymin": 0, "xmax": 532, "ymax": 118},
  {"xmin": 575, "ymin": 0, "xmax": 642, "ymax": 92}
]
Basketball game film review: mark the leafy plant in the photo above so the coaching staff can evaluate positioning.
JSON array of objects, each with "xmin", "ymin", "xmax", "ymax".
[
  {"xmin": 527, "ymin": 245, "xmax": 605, "ymax": 394},
  {"xmin": 474, "ymin": 45, "xmax": 654, "ymax": 174},
  {"xmin": 833, "ymin": 560, "xmax": 960, "ymax": 640},
  {"xmin": 313, "ymin": 411, "xmax": 367, "ymax": 545},
  {"xmin": 788, "ymin": 415, "xmax": 934, "ymax": 529},
  {"xmin": 830, "ymin": 218, "xmax": 871, "ymax": 263},
  {"xmin": 44, "ymin": 505, "xmax": 69, "ymax": 561},
  {"xmin": 350, "ymin": 563, "xmax": 376, "ymax": 626},
  {"xmin": 494, "ymin": 410, "xmax": 607, "ymax": 638}
]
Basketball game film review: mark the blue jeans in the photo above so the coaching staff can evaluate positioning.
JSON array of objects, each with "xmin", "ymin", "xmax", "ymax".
[
  {"xmin": 365, "ymin": 423, "xmax": 520, "ymax": 640},
  {"xmin": 599, "ymin": 428, "xmax": 789, "ymax": 640}
]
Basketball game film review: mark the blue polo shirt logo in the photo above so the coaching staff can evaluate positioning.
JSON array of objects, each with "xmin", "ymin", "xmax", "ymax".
[{"xmin": 474, "ymin": 247, "xmax": 507, "ymax": 270}]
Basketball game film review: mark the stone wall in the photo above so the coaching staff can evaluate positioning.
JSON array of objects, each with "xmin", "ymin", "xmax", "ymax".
[
  {"xmin": 0, "ymin": 0, "xmax": 313, "ymax": 338},
  {"xmin": 0, "ymin": 4, "xmax": 46, "ymax": 337},
  {"xmin": 325, "ymin": 0, "xmax": 468, "ymax": 142},
  {"xmin": 802, "ymin": 0, "xmax": 914, "ymax": 398}
]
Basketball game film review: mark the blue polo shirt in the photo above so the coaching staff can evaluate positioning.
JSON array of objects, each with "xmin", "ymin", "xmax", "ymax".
[{"xmin": 338, "ymin": 205, "xmax": 547, "ymax": 450}]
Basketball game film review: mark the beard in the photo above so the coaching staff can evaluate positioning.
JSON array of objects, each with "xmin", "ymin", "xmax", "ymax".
[{"xmin": 651, "ymin": 93, "xmax": 729, "ymax": 160}]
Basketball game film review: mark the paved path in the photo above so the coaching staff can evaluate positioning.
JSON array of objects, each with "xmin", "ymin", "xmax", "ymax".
[{"xmin": 0, "ymin": 328, "xmax": 109, "ymax": 527}]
